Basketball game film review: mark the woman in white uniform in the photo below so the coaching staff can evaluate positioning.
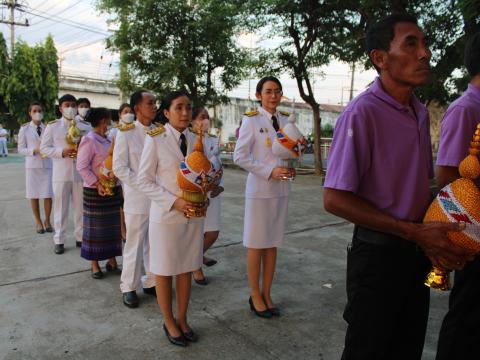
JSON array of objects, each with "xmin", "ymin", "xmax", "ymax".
[
  {"xmin": 137, "ymin": 91, "xmax": 207, "ymax": 347},
  {"xmin": 191, "ymin": 107, "xmax": 224, "ymax": 285},
  {"xmin": 17, "ymin": 102, "xmax": 54, "ymax": 234},
  {"xmin": 233, "ymin": 76, "xmax": 293, "ymax": 318}
]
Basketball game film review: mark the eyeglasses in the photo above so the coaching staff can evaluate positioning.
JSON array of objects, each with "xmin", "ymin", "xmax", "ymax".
[{"xmin": 263, "ymin": 89, "xmax": 283, "ymax": 96}]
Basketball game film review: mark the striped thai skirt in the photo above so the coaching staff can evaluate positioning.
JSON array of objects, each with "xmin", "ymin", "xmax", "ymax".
[{"xmin": 81, "ymin": 186, "xmax": 123, "ymax": 261}]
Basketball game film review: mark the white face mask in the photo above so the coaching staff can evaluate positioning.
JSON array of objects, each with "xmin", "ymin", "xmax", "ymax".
[
  {"xmin": 32, "ymin": 112, "xmax": 43, "ymax": 122},
  {"xmin": 78, "ymin": 107, "xmax": 89, "ymax": 118},
  {"xmin": 63, "ymin": 107, "xmax": 77, "ymax": 120},
  {"xmin": 121, "ymin": 113, "xmax": 135, "ymax": 124}
]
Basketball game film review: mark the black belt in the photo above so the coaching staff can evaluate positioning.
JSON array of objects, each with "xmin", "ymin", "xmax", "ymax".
[{"xmin": 354, "ymin": 225, "xmax": 419, "ymax": 250}]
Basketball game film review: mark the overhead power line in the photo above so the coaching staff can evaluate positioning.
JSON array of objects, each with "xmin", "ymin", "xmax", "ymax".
[{"xmin": 22, "ymin": 9, "xmax": 109, "ymax": 36}]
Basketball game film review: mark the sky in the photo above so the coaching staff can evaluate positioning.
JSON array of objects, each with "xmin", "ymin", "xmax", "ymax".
[{"xmin": 0, "ymin": 0, "xmax": 378, "ymax": 105}]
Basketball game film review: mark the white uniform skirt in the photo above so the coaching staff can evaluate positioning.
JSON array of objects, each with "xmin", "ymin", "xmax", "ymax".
[
  {"xmin": 149, "ymin": 220, "xmax": 204, "ymax": 276},
  {"xmin": 26, "ymin": 168, "xmax": 53, "ymax": 199},
  {"xmin": 204, "ymin": 195, "xmax": 221, "ymax": 232},
  {"xmin": 243, "ymin": 196, "xmax": 289, "ymax": 249}
]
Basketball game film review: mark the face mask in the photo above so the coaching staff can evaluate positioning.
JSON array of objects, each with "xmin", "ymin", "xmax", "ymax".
[
  {"xmin": 121, "ymin": 113, "xmax": 135, "ymax": 124},
  {"xmin": 32, "ymin": 112, "xmax": 43, "ymax": 122},
  {"xmin": 63, "ymin": 107, "xmax": 77, "ymax": 120},
  {"xmin": 78, "ymin": 107, "xmax": 89, "ymax": 118}
]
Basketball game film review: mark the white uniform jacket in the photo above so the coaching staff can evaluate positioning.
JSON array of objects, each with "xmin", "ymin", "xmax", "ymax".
[
  {"xmin": 17, "ymin": 121, "xmax": 52, "ymax": 169},
  {"xmin": 112, "ymin": 121, "xmax": 157, "ymax": 215},
  {"xmin": 40, "ymin": 117, "xmax": 90, "ymax": 182},
  {"xmin": 233, "ymin": 107, "xmax": 290, "ymax": 198},
  {"xmin": 137, "ymin": 123, "xmax": 200, "ymax": 225}
]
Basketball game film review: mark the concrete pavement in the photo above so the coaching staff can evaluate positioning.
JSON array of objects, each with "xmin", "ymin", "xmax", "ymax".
[{"xmin": 0, "ymin": 154, "xmax": 448, "ymax": 359}]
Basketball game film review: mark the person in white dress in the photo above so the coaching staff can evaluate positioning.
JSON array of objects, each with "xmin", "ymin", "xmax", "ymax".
[
  {"xmin": 191, "ymin": 107, "xmax": 223, "ymax": 285},
  {"xmin": 112, "ymin": 93, "xmax": 158, "ymax": 308},
  {"xmin": 137, "ymin": 91, "xmax": 207, "ymax": 347},
  {"xmin": 0, "ymin": 123, "xmax": 8, "ymax": 157},
  {"xmin": 17, "ymin": 101, "xmax": 53, "ymax": 234},
  {"xmin": 233, "ymin": 76, "xmax": 293, "ymax": 318},
  {"xmin": 40, "ymin": 94, "xmax": 92, "ymax": 254}
]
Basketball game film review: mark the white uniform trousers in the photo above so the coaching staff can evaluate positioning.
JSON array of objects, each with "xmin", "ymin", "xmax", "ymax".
[
  {"xmin": 0, "ymin": 139, "xmax": 8, "ymax": 156},
  {"xmin": 120, "ymin": 213, "xmax": 156, "ymax": 292},
  {"xmin": 52, "ymin": 181, "xmax": 83, "ymax": 245}
]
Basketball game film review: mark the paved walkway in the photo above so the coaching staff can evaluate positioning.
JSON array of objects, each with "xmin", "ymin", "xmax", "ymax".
[{"xmin": 0, "ymin": 154, "xmax": 448, "ymax": 359}]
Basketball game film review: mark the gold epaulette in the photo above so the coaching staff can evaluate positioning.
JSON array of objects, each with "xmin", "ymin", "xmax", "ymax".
[
  {"xmin": 148, "ymin": 125, "xmax": 166, "ymax": 137},
  {"xmin": 153, "ymin": 122, "xmax": 164, "ymax": 128},
  {"xmin": 113, "ymin": 124, "xmax": 121, "ymax": 129},
  {"xmin": 279, "ymin": 111, "xmax": 290, "ymax": 116},
  {"xmin": 244, "ymin": 110, "xmax": 259, "ymax": 117},
  {"xmin": 46, "ymin": 119, "xmax": 58, "ymax": 126},
  {"xmin": 119, "ymin": 123, "xmax": 135, "ymax": 132}
]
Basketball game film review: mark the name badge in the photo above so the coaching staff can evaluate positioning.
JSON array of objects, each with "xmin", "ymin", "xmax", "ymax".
[{"xmin": 265, "ymin": 137, "xmax": 272, "ymax": 148}]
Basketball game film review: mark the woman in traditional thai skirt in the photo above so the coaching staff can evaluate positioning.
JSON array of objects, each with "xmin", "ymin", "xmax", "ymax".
[{"xmin": 76, "ymin": 107, "xmax": 123, "ymax": 279}]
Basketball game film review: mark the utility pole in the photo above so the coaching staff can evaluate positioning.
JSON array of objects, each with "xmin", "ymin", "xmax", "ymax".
[
  {"xmin": 349, "ymin": 62, "xmax": 355, "ymax": 101},
  {"xmin": 0, "ymin": 0, "xmax": 29, "ymax": 58}
]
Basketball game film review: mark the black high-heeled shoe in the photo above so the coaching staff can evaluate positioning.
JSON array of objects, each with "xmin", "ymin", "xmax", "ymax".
[
  {"xmin": 163, "ymin": 324, "xmax": 188, "ymax": 347},
  {"xmin": 268, "ymin": 307, "xmax": 280, "ymax": 317},
  {"xmin": 249, "ymin": 297, "xmax": 272, "ymax": 318}
]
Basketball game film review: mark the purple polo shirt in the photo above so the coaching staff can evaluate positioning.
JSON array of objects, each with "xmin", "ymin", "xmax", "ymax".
[
  {"xmin": 324, "ymin": 77, "xmax": 433, "ymax": 222},
  {"xmin": 437, "ymin": 84, "xmax": 480, "ymax": 167}
]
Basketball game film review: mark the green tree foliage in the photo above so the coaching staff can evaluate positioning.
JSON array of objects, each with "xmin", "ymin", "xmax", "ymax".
[
  {"xmin": 98, "ymin": 0, "xmax": 250, "ymax": 107},
  {"xmin": 335, "ymin": 0, "xmax": 480, "ymax": 104},
  {"xmin": 37, "ymin": 35, "xmax": 59, "ymax": 121},
  {"xmin": 3, "ymin": 36, "xmax": 59, "ymax": 126},
  {"xmin": 0, "ymin": 33, "xmax": 8, "ymax": 115}
]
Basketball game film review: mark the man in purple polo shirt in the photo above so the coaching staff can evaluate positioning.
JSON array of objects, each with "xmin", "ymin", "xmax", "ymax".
[
  {"xmin": 435, "ymin": 32, "xmax": 480, "ymax": 360},
  {"xmin": 324, "ymin": 14, "xmax": 473, "ymax": 360}
]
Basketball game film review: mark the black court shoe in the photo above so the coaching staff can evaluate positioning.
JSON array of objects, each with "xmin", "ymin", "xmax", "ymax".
[
  {"xmin": 163, "ymin": 324, "xmax": 188, "ymax": 347},
  {"xmin": 105, "ymin": 262, "xmax": 120, "ymax": 274},
  {"xmin": 249, "ymin": 297, "xmax": 272, "ymax": 319},
  {"xmin": 181, "ymin": 328, "xmax": 199, "ymax": 343},
  {"xmin": 54, "ymin": 244, "xmax": 64, "ymax": 254},
  {"xmin": 268, "ymin": 307, "xmax": 280, "ymax": 317}
]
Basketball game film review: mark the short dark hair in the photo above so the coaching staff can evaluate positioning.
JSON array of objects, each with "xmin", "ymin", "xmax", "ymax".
[
  {"xmin": 85, "ymin": 107, "xmax": 111, "ymax": 128},
  {"xmin": 129, "ymin": 89, "xmax": 149, "ymax": 115},
  {"xmin": 28, "ymin": 101, "xmax": 43, "ymax": 116},
  {"xmin": 157, "ymin": 90, "xmax": 191, "ymax": 124},
  {"xmin": 366, "ymin": 13, "xmax": 418, "ymax": 72},
  {"xmin": 58, "ymin": 94, "xmax": 77, "ymax": 107},
  {"xmin": 118, "ymin": 103, "xmax": 131, "ymax": 114},
  {"xmin": 192, "ymin": 107, "xmax": 208, "ymax": 121},
  {"xmin": 77, "ymin": 97, "xmax": 91, "ymax": 107},
  {"xmin": 465, "ymin": 32, "xmax": 480, "ymax": 77},
  {"xmin": 256, "ymin": 76, "xmax": 283, "ymax": 94}
]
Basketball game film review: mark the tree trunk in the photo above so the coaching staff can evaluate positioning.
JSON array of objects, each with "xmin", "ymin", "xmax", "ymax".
[{"xmin": 312, "ymin": 104, "xmax": 323, "ymax": 175}]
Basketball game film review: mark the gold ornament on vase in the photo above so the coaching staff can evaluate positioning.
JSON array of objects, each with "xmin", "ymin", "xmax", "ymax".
[
  {"xmin": 423, "ymin": 123, "xmax": 480, "ymax": 290},
  {"xmin": 272, "ymin": 113, "xmax": 307, "ymax": 181},
  {"xmin": 177, "ymin": 130, "xmax": 214, "ymax": 217},
  {"xmin": 66, "ymin": 119, "xmax": 81, "ymax": 158},
  {"xmin": 98, "ymin": 137, "xmax": 117, "ymax": 196}
]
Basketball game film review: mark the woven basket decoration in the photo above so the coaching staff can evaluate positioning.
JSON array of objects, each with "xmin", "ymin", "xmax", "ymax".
[{"xmin": 424, "ymin": 123, "xmax": 480, "ymax": 252}]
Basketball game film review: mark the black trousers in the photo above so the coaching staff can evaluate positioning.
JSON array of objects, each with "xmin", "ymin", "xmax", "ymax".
[
  {"xmin": 341, "ymin": 227, "xmax": 431, "ymax": 360},
  {"xmin": 436, "ymin": 257, "xmax": 480, "ymax": 360}
]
